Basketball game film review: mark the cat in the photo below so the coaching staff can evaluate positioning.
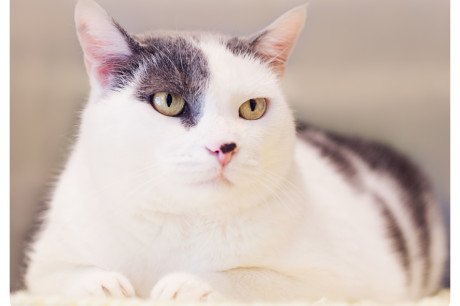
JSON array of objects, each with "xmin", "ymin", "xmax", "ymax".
[{"xmin": 24, "ymin": 0, "xmax": 447, "ymax": 302}]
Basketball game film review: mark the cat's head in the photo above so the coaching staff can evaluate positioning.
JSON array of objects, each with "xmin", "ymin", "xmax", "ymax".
[{"xmin": 75, "ymin": 0, "xmax": 306, "ymax": 215}]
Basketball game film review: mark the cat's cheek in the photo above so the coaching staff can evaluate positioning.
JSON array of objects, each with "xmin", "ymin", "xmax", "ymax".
[{"xmin": 150, "ymin": 273, "xmax": 224, "ymax": 302}]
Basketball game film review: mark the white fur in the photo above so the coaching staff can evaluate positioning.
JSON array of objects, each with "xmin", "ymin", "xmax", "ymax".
[{"xmin": 25, "ymin": 1, "xmax": 446, "ymax": 303}]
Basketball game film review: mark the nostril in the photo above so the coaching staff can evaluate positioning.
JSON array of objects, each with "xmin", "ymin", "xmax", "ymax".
[
  {"xmin": 205, "ymin": 146, "xmax": 219, "ymax": 155},
  {"xmin": 220, "ymin": 143, "xmax": 237, "ymax": 154}
]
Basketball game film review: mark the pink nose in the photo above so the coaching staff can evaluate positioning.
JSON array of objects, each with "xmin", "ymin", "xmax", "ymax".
[{"xmin": 206, "ymin": 142, "xmax": 237, "ymax": 167}]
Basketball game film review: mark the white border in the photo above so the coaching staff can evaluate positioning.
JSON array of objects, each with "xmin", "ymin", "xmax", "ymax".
[
  {"xmin": 450, "ymin": 0, "xmax": 457, "ymax": 304},
  {"xmin": 3, "ymin": 0, "xmax": 11, "ymax": 303}
]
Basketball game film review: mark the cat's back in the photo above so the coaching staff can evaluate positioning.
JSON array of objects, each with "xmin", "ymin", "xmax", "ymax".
[{"xmin": 293, "ymin": 124, "xmax": 446, "ymax": 299}]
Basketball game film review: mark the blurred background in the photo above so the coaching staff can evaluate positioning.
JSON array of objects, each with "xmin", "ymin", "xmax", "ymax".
[{"xmin": 10, "ymin": 0, "xmax": 449, "ymax": 291}]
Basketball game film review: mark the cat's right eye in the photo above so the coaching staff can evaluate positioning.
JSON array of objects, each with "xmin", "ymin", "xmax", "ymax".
[
  {"xmin": 239, "ymin": 98, "xmax": 267, "ymax": 120},
  {"xmin": 151, "ymin": 92, "xmax": 186, "ymax": 117}
]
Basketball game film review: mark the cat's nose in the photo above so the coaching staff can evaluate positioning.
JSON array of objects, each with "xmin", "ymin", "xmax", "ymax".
[{"xmin": 206, "ymin": 142, "xmax": 238, "ymax": 167}]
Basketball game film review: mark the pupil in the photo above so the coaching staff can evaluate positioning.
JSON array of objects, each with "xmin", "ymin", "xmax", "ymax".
[
  {"xmin": 249, "ymin": 99, "xmax": 256, "ymax": 112},
  {"xmin": 166, "ymin": 94, "xmax": 173, "ymax": 107}
]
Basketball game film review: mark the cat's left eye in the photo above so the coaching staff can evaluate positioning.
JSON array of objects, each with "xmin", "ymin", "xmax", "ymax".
[
  {"xmin": 151, "ymin": 92, "xmax": 186, "ymax": 117},
  {"xmin": 239, "ymin": 98, "xmax": 267, "ymax": 120}
]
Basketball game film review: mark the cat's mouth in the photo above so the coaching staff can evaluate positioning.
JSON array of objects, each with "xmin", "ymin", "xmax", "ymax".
[{"xmin": 193, "ymin": 173, "xmax": 232, "ymax": 187}]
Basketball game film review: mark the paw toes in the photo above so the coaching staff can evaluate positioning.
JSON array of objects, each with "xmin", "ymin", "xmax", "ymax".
[
  {"xmin": 150, "ymin": 273, "xmax": 221, "ymax": 301},
  {"xmin": 84, "ymin": 271, "xmax": 135, "ymax": 298}
]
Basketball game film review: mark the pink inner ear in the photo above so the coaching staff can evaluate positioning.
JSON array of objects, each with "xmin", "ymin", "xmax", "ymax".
[
  {"xmin": 269, "ymin": 42, "xmax": 289, "ymax": 70},
  {"xmin": 253, "ymin": 6, "xmax": 306, "ymax": 78},
  {"xmin": 94, "ymin": 63, "xmax": 112, "ymax": 88},
  {"xmin": 257, "ymin": 41, "xmax": 289, "ymax": 77},
  {"xmin": 78, "ymin": 22, "xmax": 123, "ymax": 88},
  {"xmin": 84, "ymin": 58, "xmax": 111, "ymax": 88}
]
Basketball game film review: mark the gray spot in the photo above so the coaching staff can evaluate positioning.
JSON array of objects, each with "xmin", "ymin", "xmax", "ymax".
[
  {"xmin": 222, "ymin": 31, "xmax": 273, "ymax": 67},
  {"xmin": 101, "ymin": 21, "xmax": 210, "ymax": 128},
  {"xmin": 373, "ymin": 193, "xmax": 411, "ymax": 285},
  {"xmin": 134, "ymin": 35, "xmax": 209, "ymax": 128},
  {"xmin": 224, "ymin": 32, "xmax": 266, "ymax": 58},
  {"xmin": 98, "ymin": 21, "xmax": 273, "ymax": 128},
  {"xmin": 220, "ymin": 142, "xmax": 237, "ymax": 154}
]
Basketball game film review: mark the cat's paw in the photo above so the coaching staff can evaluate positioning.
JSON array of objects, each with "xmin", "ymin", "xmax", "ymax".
[
  {"xmin": 150, "ymin": 273, "xmax": 223, "ymax": 301},
  {"xmin": 69, "ymin": 269, "xmax": 135, "ymax": 298}
]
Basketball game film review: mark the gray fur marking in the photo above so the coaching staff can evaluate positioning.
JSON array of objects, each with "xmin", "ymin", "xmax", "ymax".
[
  {"xmin": 297, "ymin": 123, "xmax": 432, "ymax": 288},
  {"xmin": 135, "ymin": 35, "xmax": 209, "ymax": 128},
  {"xmin": 101, "ymin": 22, "xmax": 270, "ymax": 129},
  {"xmin": 106, "ymin": 24, "xmax": 210, "ymax": 128},
  {"xmin": 325, "ymin": 130, "xmax": 432, "ymax": 288},
  {"xmin": 296, "ymin": 125, "xmax": 357, "ymax": 179},
  {"xmin": 224, "ymin": 32, "xmax": 268, "ymax": 61},
  {"xmin": 374, "ymin": 193, "xmax": 411, "ymax": 285}
]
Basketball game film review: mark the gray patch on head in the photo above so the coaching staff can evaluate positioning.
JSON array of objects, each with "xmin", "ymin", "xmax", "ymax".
[
  {"xmin": 100, "ymin": 22, "xmax": 272, "ymax": 129},
  {"xmin": 135, "ymin": 35, "xmax": 209, "ymax": 128},
  {"xmin": 224, "ymin": 32, "xmax": 266, "ymax": 58},
  {"xmin": 106, "ymin": 27, "xmax": 209, "ymax": 128}
]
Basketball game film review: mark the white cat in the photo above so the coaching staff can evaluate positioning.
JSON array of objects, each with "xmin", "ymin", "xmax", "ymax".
[{"xmin": 25, "ymin": 0, "xmax": 447, "ymax": 302}]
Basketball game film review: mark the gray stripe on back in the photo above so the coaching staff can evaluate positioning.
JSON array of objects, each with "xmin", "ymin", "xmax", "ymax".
[
  {"xmin": 323, "ymin": 130, "xmax": 431, "ymax": 288},
  {"xmin": 296, "ymin": 125, "xmax": 357, "ymax": 180},
  {"xmin": 373, "ymin": 193, "xmax": 411, "ymax": 285},
  {"xmin": 297, "ymin": 123, "xmax": 431, "ymax": 288}
]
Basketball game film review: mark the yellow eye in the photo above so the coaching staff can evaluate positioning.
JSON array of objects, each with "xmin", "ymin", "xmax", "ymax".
[
  {"xmin": 239, "ymin": 98, "xmax": 267, "ymax": 120},
  {"xmin": 151, "ymin": 92, "xmax": 185, "ymax": 116}
]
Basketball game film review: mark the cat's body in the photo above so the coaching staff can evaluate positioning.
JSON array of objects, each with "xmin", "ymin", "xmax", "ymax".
[{"xmin": 25, "ymin": 0, "xmax": 446, "ymax": 302}]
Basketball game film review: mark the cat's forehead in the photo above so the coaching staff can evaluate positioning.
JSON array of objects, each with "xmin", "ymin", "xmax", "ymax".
[
  {"xmin": 134, "ymin": 30, "xmax": 264, "ymax": 59},
  {"xmin": 113, "ymin": 31, "xmax": 270, "ymax": 128}
]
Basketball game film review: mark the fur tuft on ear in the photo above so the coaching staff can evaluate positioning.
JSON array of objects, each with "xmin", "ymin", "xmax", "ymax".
[
  {"xmin": 75, "ymin": 0, "xmax": 134, "ymax": 90},
  {"xmin": 252, "ymin": 5, "xmax": 307, "ymax": 78}
]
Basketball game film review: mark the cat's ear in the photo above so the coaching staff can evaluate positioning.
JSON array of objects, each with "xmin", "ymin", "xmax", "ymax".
[
  {"xmin": 251, "ymin": 5, "xmax": 306, "ymax": 78},
  {"xmin": 75, "ymin": 0, "xmax": 136, "ymax": 90}
]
